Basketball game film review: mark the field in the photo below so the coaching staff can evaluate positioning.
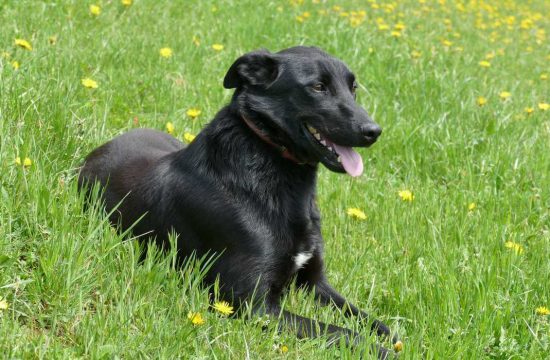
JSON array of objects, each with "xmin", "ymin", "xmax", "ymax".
[{"xmin": 1, "ymin": 0, "xmax": 549, "ymax": 358}]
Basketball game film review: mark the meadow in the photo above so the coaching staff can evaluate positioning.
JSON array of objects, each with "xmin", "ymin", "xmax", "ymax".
[{"xmin": 1, "ymin": 0, "xmax": 549, "ymax": 358}]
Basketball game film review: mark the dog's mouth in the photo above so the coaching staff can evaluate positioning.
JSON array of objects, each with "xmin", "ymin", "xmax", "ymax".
[{"xmin": 304, "ymin": 124, "xmax": 364, "ymax": 177}]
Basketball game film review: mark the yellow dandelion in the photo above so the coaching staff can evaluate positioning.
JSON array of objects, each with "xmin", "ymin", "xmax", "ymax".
[
  {"xmin": 159, "ymin": 47, "xmax": 173, "ymax": 58},
  {"xmin": 15, "ymin": 157, "xmax": 32, "ymax": 167},
  {"xmin": 14, "ymin": 38, "xmax": 32, "ymax": 51},
  {"xmin": 192, "ymin": 36, "xmax": 200, "ymax": 47},
  {"xmin": 166, "ymin": 122, "xmax": 175, "ymax": 135},
  {"xmin": 477, "ymin": 97, "xmax": 488, "ymax": 106},
  {"xmin": 184, "ymin": 132, "xmax": 196, "ymax": 143},
  {"xmin": 468, "ymin": 202, "xmax": 476, "ymax": 211},
  {"xmin": 212, "ymin": 301, "xmax": 234, "ymax": 316},
  {"xmin": 11, "ymin": 61, "xmax": 20, "ymax": 70},
  {"xmin": 122, "ymin": 0, "xmax": 132, "ymax": 6},
  {"xmin": 411, "ymin": 50, "xmax": 421, "ymax": 59},
  {"xmin": 390, "ymin": 31, "xmax": 402, "ymax": 38},
  {"xmin": 398, "ymin": 190, "xmax": 414, "ymax": 202},
  {"xmin": 81, "ymin": 78, "xmax": 98, "ymax": 89},
  {"xmin": 394, "ymin": 341, "xmax": 403, "ymax": 353},
  {"xmin": 212, "ymin": 44, "xmax": 224, "ymax": 51},
  {"xmin": 541, "ymin": 74, "xmax": 548, "ymax": 80},
  {"xmin": 538, "ymin": 103, "xmax": 549, "ymax": 111},
  {"xmin": 187, "ymin": 311, "xmax": 205, "ymax": 326},
  {"xmin": 504, "ymin": 241, "xmax": 524, "ymax": 254},
  {"xmin": 186, "ymin": 108, "xmax": 201, "ymax": 119},
  {"xmin": 478, "ymin": 60, "xmax": 491, "ymax": 68},
  {"xmin": 525, "ymin": 107, "xmax": 534, "ymax": 115},
  {"xmin": 0, "ymin": 297, "xmax": 8, "ymax": 310},
  {"xmin": 536, "ymin": 306, "xmax": 550, "ymax": 316},
  {"xmin": 280, "ymin": 345, "xmax": 289, "ymax": 353},
  {"xmin": 89, "ymin": 4, "xmax": 101, "ymax": 16},
  {"xmin": 48, "ymin": 35, "xmax": 57, "ymax": 45},
  {"xmin": 499, "ymin": 91, "xmax": 511, "ymax": 100},
  {"xmin": 394, "ymin": 23, "xmax": 406, "ymax": 31},
  {"xmin": 441, "ymin": 39, "xmax": 453, "ymax": 47},
  {"xmin": 347, "ymin": 208, "xmax": 367, "ymax": 220},
  {"xmin": 378, "ymin": 24, "xmax": 390, "ymax": 31}
]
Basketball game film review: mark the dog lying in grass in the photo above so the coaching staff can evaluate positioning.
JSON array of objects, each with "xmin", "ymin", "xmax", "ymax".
[{"xmin": 79, "ymin": 46, "xmax": 400, "ymax": 358}]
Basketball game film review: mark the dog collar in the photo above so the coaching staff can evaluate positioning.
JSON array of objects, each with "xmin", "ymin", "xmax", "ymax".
[{"xmin": 241, "ymin": 114, "xmax": 304, "ymax": 165}]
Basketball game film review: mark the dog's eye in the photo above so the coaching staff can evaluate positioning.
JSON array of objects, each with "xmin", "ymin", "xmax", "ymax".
[
  {"xmin": 351, "ymin": 81, "xmax": 358, "ymax": 94},
  {"xmin": 312, "ymin": 83, "xmax": 327, "ymax": 93}
]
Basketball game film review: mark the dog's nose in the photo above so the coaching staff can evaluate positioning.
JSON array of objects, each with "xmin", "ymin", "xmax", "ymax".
[{"xmin": 361, "ymin": 123, "xmax": 382, "ymax": 142}]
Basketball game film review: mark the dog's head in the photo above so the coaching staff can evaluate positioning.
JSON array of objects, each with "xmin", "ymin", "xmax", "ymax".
[{"xmin": 224, "ymin": 46, "xmax": 381, "ymax": 177}]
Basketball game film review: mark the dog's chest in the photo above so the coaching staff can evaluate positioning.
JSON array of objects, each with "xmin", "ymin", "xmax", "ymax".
[{"xmin": 293, "ymin": 251, "xmax": 313, "ymax": 270}]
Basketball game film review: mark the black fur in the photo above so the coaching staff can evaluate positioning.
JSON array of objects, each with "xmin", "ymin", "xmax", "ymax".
[{"xmin": 78, "ymin": 46, "xmax": 397, "ymax": 358}]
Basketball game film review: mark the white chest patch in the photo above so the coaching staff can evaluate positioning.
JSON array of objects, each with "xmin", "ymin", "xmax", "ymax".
[{"xmin": 293, "ymin": 252, "xmax": 313, "ymax": 270}]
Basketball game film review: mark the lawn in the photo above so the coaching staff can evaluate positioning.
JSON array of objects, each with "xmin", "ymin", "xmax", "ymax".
[{"xmin": 1, "ymin": 0, "xmax": 549, "ymax": 358}]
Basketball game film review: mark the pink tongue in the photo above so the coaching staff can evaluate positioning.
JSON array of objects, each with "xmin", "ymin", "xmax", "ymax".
[{"xmin": 332, "ymin": 143, "xmax": 364, "ymax": 177}]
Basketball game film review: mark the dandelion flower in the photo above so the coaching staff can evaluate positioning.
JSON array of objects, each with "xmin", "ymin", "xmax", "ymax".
[
  {"xmin": 541, "ymin": 74, "xmax": 548, "ymax": 80},
  {"xmin": 377, "ymin": 24, "xmax": 390, "ymax": 31},
  {"xmin": 411, "ymin": 50, "xmax": 421, "ymax": 59},
  {"xmin": 212, "ymin": 44, "xmax": 224, "ymax": 51},
  {"xmin": 212, "ymin": 301, "xmax": 234, "ymax": 316},
  {"xmin": 14, "ymin": 39, "xmax": 32, "ymax": 51},
  {"xmin": 15, "ymin": 157, "xmax": 32, "ymax": 167},
  {"xmin": 48, "ymin": 36, "xmax": 57, "ymax": 45},
  {"xmin": 186, "ymin": 108, "xmax": 201, "ymax": 119},
  {"xmin": 441, "ymin": 39, "xmax": 453, "ymax": 47},
  {"xmin": 504, "ymin": 241, "xmax": 524, "ymax": 254},
  {"xmin": 81, "ymin": 78, "xmax": 98, "ymax": 89},
  {"xmin": 166, "ymin": 122, "xmax": 175, "ymax": 134},
  {"xmin": 184, "ymin": 132, "xmax": 196, "ymax": 143},
  {"xmin": 0, "ymin": 297, "xmax": 8, "ymax": 310},
  {"xmin": 187, "ymin": 311, "xmax": 205, "ymax": 326},
  {"xmin": 11, "ymin": 61, "xmax": 20, "ymax": 70},
  {"xmin": 390, "ymin": 31, "xmax": 402, "ymax": 38},
  {"xmin": 398, "ymin": 190, "xmax": 414, "ymax": 202},
  {"xmin": 280, "ymin": 345, "xmax": 289, "ymax": 353},
  {"xmin": 478, "ymin": 60, "xmax": 491, "ymax": 68},
  {"xmin": 477, "ymin": 97, "xmax": 487, "ymax": 106},
  {"xmin": 468, "ymin": 202, "xmax": 476, "ymax": 211},
  {"xmin": 122, "ymin": 0, "xmax": 132, "ymax": 6},
  {"xmin": 394, "ymin": 341, "xmax": 403, "ymax": 353},
  {"xmin": 499, "ymin": 91, "xmax": 511, "ymax": 100},
  {"xmin": 159, "ymin": 47, "xmax": 173, "ymax": 58},
  {"xmin": 525, "ymin": 107, "xmax": 534, "ymax": 115},
  {"xmin": 192, "ymin": 36, "xmax": 200, "ymax": 47},
  {"xmin": 536, "ymin": 306, "xmax": 550, "ymax": 315},
  {"xmin": 89, "ymin": 4, "xmax": 101, "ymax": 16},
  {"xmin": 347, "ymin": 208, "xmax": 367, "ymax": 220},
  {"xmin": 394, "ymin": 23, "xmax": 406, "ymax": 31},
  {"xmin": 538, "ymin": 103, "xmax": 549, "ymax": 111}
]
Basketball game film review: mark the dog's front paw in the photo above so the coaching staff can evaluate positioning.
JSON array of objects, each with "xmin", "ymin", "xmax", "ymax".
[{"xmin": 370, "ymin": 319, "xmax": 401, "ymax": 352}]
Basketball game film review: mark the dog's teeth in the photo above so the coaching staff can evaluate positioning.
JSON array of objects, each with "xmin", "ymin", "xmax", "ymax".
[
  {"xmin": 320, "ymin": 140, "xmax": 326, "ymax": 146},
  {"xmin": 307, "ymin": 125, "xmax": 318, "ymax": 134},
  {"xmin": 315, "ymin": 133, "xmax": 321, "ymax": 140},
  {"xmin": 337, "ymin": 156, "xmax": 342, "ymax": 162}
]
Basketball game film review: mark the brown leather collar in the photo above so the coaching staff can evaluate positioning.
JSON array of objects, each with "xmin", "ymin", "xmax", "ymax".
[{"xmin": 241, "ymin": 114, "xmax": 304, "ymax": 164}]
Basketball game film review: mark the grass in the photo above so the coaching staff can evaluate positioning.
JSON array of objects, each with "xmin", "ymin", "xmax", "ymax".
[{"xmin": 1, "ymin": 0, "xmax": 549, "ymax": 358}]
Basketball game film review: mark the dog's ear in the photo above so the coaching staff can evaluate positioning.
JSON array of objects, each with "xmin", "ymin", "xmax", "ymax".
[{"xmin": 223, "ymin": 50, "xmax": 279, "ymax": 89}]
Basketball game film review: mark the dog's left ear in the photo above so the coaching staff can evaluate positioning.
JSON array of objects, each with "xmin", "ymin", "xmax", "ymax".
[{"xmin": 223, "ymin": 50, "xmax": 279, "ymax": 89}]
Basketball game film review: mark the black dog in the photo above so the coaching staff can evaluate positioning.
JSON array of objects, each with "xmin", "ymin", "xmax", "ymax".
[{"xmin": 78, "ymin": 46, "xmax": 399, "ymax": 358}]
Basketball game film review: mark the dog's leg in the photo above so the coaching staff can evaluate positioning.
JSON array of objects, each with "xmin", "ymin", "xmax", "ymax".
[
  {"xmin": 314, "ymin": 278, "xmax": 398, "ymax": 344},
  {"xmin": 266, "ymin": 304, "xmax": 391, "ymax": 359},
  {"xmin": 295, "ymin": 256, "xmax": 398, "ymax": 346}
]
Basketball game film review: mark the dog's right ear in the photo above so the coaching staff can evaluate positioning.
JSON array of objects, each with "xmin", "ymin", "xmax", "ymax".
[{"xmin": 223, "ymin": 50, "xmax": 279, "ymax": 89}]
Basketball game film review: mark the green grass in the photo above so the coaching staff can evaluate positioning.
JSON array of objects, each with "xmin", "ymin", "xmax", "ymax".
[{"xmin": 1, "ymin": 0, "xmax": 549, "ymax": 358}]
